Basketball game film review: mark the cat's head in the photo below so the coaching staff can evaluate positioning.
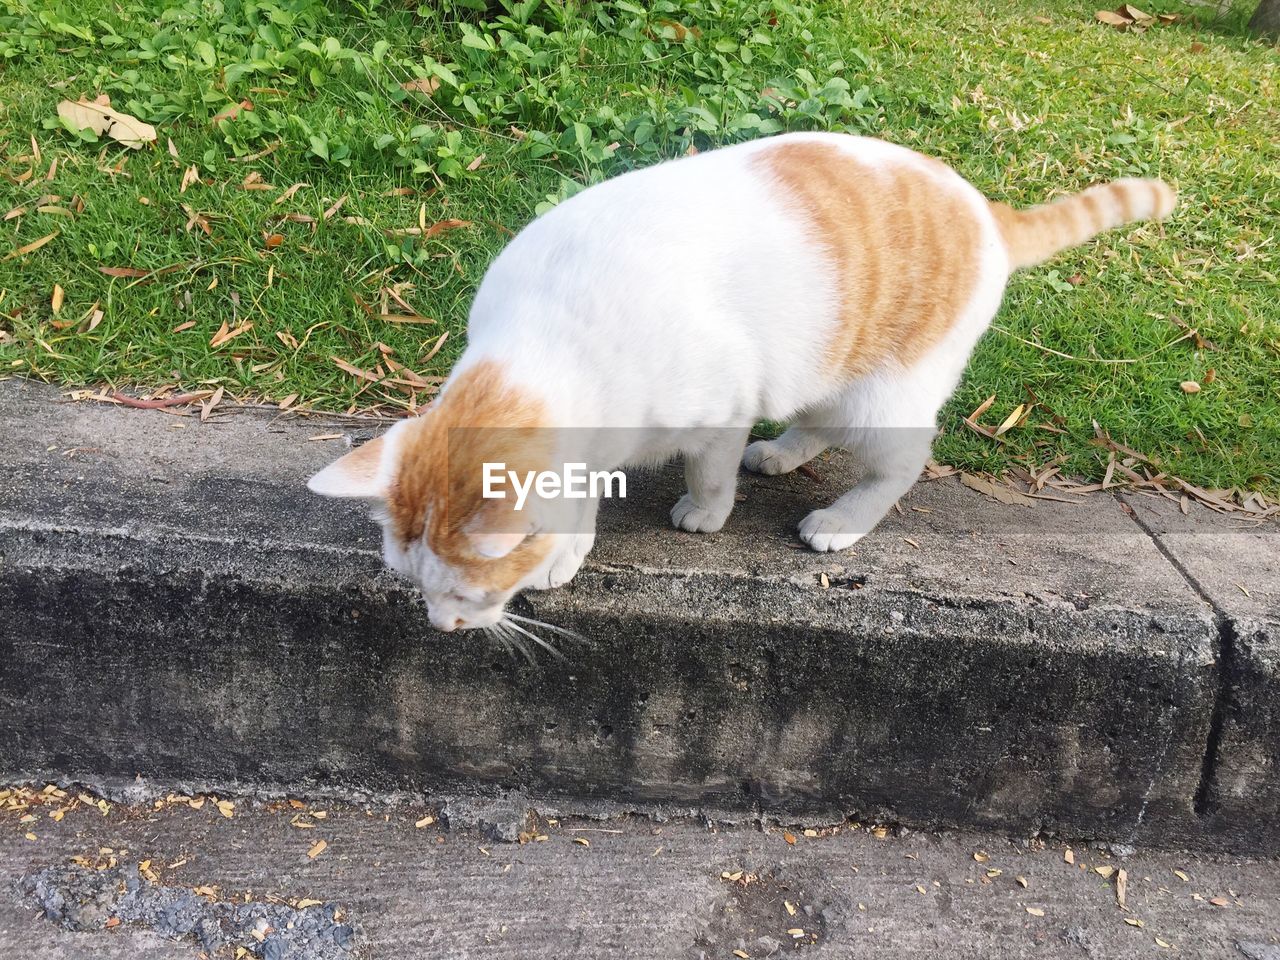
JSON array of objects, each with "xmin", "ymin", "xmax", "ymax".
[{"xmin": 307, "ymin": 363, "xmax": 553, "ymax": 631}]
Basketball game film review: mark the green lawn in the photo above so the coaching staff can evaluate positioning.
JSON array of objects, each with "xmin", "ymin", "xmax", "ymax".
[{"xmin": 1, "ymin": 0, "xmax": 1277, "ymax": 496}]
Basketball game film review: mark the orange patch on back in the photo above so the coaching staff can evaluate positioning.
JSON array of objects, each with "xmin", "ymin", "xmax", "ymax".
[
  {"xmin": 758, "ymin": 141, "xmax": 983, "ymax": 378},
  {"xmin": 388, "ymin": 361, "xmax": 552, "ymax": 590}
]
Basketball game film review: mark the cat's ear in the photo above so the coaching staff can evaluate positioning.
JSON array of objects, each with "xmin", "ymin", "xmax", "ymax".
[
  {"xmin": 464, "ymin": 509, "xmax": 535, "ymax": 559},
  {"xmin": 307, "ymin": 436, "xmax": 390, "ymax": 499}
]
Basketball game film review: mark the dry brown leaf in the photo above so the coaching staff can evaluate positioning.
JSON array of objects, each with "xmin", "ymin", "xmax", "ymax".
[
  {"xmin": 1116, "ymin": 868, "xmax": 1128, "ymax": 909},
  {"xmin": 783, "ymin": 831, "xmax": 797, "ymax": 845},
  {"xmin": 4, "ymin": 232, "xmax": 59, "ymax": 261},
  {"xmin": 212, "ymin": 100, "xmax": 253, "ymax": 125},
  {"xmin": 57, "ymin": 99, "xmax": 156, "ymax": 149},
  {"xmin": 960, "ymin": 472, "xmax": 1036, "ymax": 507},
  {"xmin": 1180, "ymin": 380, "xmax": 1201, "ymax": 393},
  {"xmin": 307, "ymin": 839, "xmax": 327, "ymax": 859},
  {"xmin": 210, "ymin": 322, "xmax": 252, "ymax": 349},
  {"xmin": 1208, "ymin": 896, "xmax": 1230, "ymax": 907},
  {"xmin": 1172, "ymin": 869, "xmax": 1190, "ymax": 882},
  {"xmin": 995, "ymin": 403, "xmax": 1026, "ymax": 436},
  {"xmin": 400, "ymin": 77, "xmax": 441, "ymax": 96},
  {"xmin": 423, "ymin": 218, "xmax": 473, "ymax": 238},
  {"xmin": 180, "ymin": 165, "xmax": 200, "ymax": 193},
  {"xmin": 1064, "ymin": 848, "xmax": 1075, "ymax": 865},
  {"xmin": 574, "ymin": 837, "xmax": 590, "ymax": 847},
  {"xmin": 466, "ymin": 153, "xmax": 486, "ymax": 172},
  {"xmin": 275, "ymin": 182, "xmax": 309, "ymax": 205},
  {"xmin": 296, "ymin": 898, "xmax": 323, "ymax": 909},
  {"xmin": 51, "ymin": 284, "xmax": 65, "ymax": 314},
  {"xmin": 172, "ymin": 320, "xmax": 197, "ymax": 333},
  {"xmin": 323, "ymin": 195, "xmax": 348, "ymax": 220},
  {"xmin": 99, "ymin": 265, "xmax": 150, "ymax": 278},
  {"xmin": 973, "ymin": 852, "xmax": 990, "ymax": 863},
  {"xmin": 1026, "ymin": 907, "xmax": 1045, "ymax": 917},
  {"xmin": 1122, "ymin": 4, "xmax": 1153, "ymax": 21},
  {"xmin": 1095, "ymin": 9, "xmax": 1132, "ymax": 26},
  {"xmin": 331, "ymin": 356, "xmax": 382, "ymax": 383},
  {"xmin": 1124, "ymin": 917, "xmax": 1144, "ymax": 928}
]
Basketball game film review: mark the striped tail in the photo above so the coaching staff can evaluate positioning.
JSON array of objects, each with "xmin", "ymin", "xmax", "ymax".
[{"xmin": 990, "ymin": 178, "xmax": 1177, "ymax": 270}]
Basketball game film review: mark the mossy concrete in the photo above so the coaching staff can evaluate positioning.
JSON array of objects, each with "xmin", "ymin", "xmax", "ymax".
[{"xmin": 0, "ymin": 378, "xmax": 1272, "ymax": 851}]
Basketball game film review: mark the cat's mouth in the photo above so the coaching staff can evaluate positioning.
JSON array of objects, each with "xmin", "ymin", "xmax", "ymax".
[{"xmin": 480, "ymin": 612, "xmax": 590, "ymax": 664}]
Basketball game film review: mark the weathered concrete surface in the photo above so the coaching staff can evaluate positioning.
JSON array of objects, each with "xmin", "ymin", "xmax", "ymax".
[
  {"xmin": 0, "ymin": 377, "xmax": 1260, "ymax": 849},
  {"xmin": 1123, "ymin": 493, "xmax": 1280, "ymax": 852},
  {"xmin": 3, "ymin": 794, "xmax": 1280, "ymax": 960}
]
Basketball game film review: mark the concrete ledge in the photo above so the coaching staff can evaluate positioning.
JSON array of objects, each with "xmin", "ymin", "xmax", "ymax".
[{"xmin": 0, "ymin": 379, "xmax": 1273, "ymax": 851}]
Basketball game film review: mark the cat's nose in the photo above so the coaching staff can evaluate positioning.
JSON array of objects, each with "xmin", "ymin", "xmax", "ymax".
[{"xmin": 429, "ymin": 612, "xmax": 464, "ymax": 632}]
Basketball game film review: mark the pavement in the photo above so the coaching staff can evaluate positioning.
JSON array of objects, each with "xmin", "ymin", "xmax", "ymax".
[
  {"xmin": 2, "ymin": 789, "xmax": 1279, "ymax": 960},
  {"xmin": 0, "ymin": 377, "xmax": 1278, "ymax": 855}
]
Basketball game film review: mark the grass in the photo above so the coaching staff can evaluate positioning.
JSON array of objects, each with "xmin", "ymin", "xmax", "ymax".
[{"xmin": 1, "ymin": 0, "xmax": 1277, "ymax": 494}]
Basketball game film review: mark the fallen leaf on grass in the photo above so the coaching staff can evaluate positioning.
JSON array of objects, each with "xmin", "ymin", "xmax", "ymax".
[
  {"xmin": 212, "ymin": 100, "xmax": 253, "ymax": 125},
  {"xmin": 242, "ymin": 171, "xmax": 273, "ymax": 191},
  {"xmin": 275, "ymin": 183, "xmax": 309, "ymax": 205},
  {"xmin": 4, "ymin": 232, "xmax": 58, "ymax": 261},
  {"xmin": 172, "ymin": 320, "xmax": 196, "ymax": 333},
  {"xmin": 264, "ymin": 233, "xmax": 285, "ymax": 249},
  {"xmin": 994, "ymin": 403, "xmax": 1027, "ymax": 437},
  {"xmin": 307, "ymin": 839, "xmax": 327, "ymax": 859},
  {"xmin": 331, "ymin": 356, "xmax": 382, "ymax": 383},
  {"xmin": 210, "ymin": 321, "xmax": 253, "ymax": 349},
  {"xmin": 51, "ymin": 285, "xmax": 64, "ymax": 314},
  {"xmin": 180, "ymin": 165, "xmax": 200, "ymax": 193},
  {"xmin": 57, "ymin": 99, "xmax": 156, "ymax": 149},
  {"xmin": 466, "ymin": 153, "xmax": 486, "ymax": 172},
  {"xmin": 400, "ymin": 77, "xmax": 441, "ymax": 95},
  {"xmin": 424, "ymin": 218, "xmax": 471, "ymax": 238},
  {"xmin": 1180, "ymin": 380, "xmax": 1201, "ymax": 393},
  {"xmin": 99, "ymin": 265, "xmax": 150, "ymax": 278},
  {"xmin": 323, "ymin": 195, "xmax": 348, "ymax": 220}
]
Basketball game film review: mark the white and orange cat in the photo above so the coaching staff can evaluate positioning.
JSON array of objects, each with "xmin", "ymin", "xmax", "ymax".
[{"xmin": 309, "ymin": 132, "xmax": 1175, "ymax": 632}]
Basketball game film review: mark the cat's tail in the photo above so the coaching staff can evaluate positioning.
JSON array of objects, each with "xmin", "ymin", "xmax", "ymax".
[{"xmin": 989, "ymin": 178, "xmax": 1176, "ymax": 270}]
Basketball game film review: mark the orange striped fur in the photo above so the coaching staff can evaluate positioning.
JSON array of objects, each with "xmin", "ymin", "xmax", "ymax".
[
  {"xmin": 761, "ymin": 141, "xmax": 1175, "ymax": 375},
  {"xmin": 761, "ymin": 141, "xmax": 984, "ymax": 376},
  {"xmin": 389, "ymin": 361, "xmax": 553, "ymax": 590}
]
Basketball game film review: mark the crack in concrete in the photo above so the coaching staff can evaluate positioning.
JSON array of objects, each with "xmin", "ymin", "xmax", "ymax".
[{"xmin": 1120, "ymin": 502, "xmax": 1234, "ymax": 821}]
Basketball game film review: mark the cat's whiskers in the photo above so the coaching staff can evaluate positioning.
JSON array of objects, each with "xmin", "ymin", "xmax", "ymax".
[
  {"xmin": 504, "ymin": 612, "xmax": 591, "ymax": 646},
  {"xmin": 500, "ymin": 617, "xmax": 568, "ymax": 662}
]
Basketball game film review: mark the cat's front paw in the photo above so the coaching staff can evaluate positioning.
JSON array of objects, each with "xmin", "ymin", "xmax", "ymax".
[
  {"xmin": 527, "ymin": 533, "xmax": 594, "ymax": 590},
  {"xmin": 798, "ymin": 508, "xmax": 865, "ymax": 552},
  {"xmin": 670, "ymin": 493, "xmax": 730, "ymax": 533}
]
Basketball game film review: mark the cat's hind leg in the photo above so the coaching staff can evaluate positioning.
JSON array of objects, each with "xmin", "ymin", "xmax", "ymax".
[
  {"xmin": 798, "ymin": 425, "xmax": 934, "ymax": 551},
  {"xmin": 742, "ymin": 424, "xmax": 829, "ymax": 476},
  {"xmin": 795, "ymin": 374, "xmax": 940, "ymax": 552},
  {"xmin": 671, "ymin": 427, "xmax": 751, "ymax": 533}
]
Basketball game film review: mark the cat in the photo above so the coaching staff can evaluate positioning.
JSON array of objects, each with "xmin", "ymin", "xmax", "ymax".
[{"xmin": 308, "ymin": 131, "xmax": 1175, "ymax": 633}]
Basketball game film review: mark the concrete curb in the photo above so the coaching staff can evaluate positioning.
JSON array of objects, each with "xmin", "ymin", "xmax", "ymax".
[{"xmin": 1, "ymin": 379, "xmax": 1276, "ymax": 852}]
